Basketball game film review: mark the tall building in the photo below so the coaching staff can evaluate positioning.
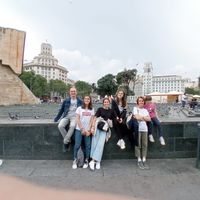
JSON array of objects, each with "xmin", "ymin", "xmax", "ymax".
[
  {"xmin": 142, "ymin": 62, "xmax": 187, "ymax": 95},
  {"xmin": 142, "ymin": 62, "xmax": 153, "ymax": 95},
  {"xmin": 23, "ymin": 43, "xmax": 69, "ymax": 84}
]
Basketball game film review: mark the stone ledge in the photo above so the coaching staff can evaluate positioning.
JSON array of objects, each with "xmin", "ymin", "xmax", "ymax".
[{"xmin": 0, "ymin": 121, "xmax": 199, "ymax": 160}]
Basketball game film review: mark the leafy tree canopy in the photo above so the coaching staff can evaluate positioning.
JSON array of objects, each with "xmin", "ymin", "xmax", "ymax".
[
  {"xmin": 75, "ymin": 80, "xmax": 92, "ymax": 98},
  {"xmin": 97, "ymin": 74, "xmax": 118, "ymax": 97}
]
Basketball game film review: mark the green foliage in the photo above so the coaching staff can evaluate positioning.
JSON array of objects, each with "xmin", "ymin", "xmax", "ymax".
[
  {"xmin": 19, "ymin": 71, "xmax": 35, "ymax": 90},
  {"xmin": 49, "ymin": 79, "xmax": 69, "ymax": 98},
  {"xmin": 32, "ymin": 75, "xmax": 48, "ymax": 97},
  {"xmin": 75, "ymin": 80, "xmax": 92, "ymax": 98},
  {"xmin": 115, "ymin": 69, "xmax": 137, "ymax": 95},
  {"xmin": 116, "ymin": 69, "xmax": 137, "ymax": 85},
  {"xmin": 185, "ymin": 87, "xmax": 200, "ymax": 95},
  {"xmin": 97, "ymin": 74, "xmax": 118, "ymax": 97},
  {"xmin": 19, "ymin": 71, "xmax": 68, "ymax": 98}
]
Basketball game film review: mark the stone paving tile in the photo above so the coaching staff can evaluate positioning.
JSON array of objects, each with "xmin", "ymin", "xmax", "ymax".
[{"xmin": 1, "ymin": 159, "xmax": 200, "ymax": 200}]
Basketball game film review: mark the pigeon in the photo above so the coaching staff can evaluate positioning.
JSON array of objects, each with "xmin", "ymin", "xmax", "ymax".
[
  {"xmin": 8, "ymin": 113, "xmax": 19, "ymax": 120},
  {"xmin": 34, "ymin": 116, "xmax": 40, "ymax": 119}
]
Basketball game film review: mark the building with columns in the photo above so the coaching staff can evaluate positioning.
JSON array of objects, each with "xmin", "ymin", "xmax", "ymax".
[
  {"xmin": 23, "ymin": 43, "xmax": 69, "ymax": 84},
  {"xmin": 142, "ymin": 62, "xmax": 188, "ymax": 95},
  {"xmin": 128, "ymin": 62, "xmax": 191, "ymax": 102}
]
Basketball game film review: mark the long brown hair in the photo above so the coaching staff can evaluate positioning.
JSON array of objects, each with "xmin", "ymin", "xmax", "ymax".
[
  {"xmin": 136, "ymin": 96, "xmax": 145, "ymax": 105},
  {"xmin": 115, "ymin": 90, "xmax": 127, "ymax": 108},
  {"xmin": 82, "ymin": 95, "xmax": 93, "ymax": 110}
]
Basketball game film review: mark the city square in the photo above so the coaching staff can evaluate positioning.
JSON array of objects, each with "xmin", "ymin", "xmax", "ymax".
[{"xmin": 1, "ymin": 1, "xmax": 200, "ymax": 200}]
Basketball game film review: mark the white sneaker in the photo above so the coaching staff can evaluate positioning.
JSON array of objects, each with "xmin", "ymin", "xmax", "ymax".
[
  {"xmin": 89, "ymin": 160, "xmax": 95, "ymax": 171},
  {"xmin": 0, "ymin": 159, "xmax": 3, "ymax": 166},
  {"xmin": 120, "ymin": 139, "xmax": 126, "ymax": 149},
  {"xmin": 96, "ymin": 162, "xmax": 101, "ymax": 169},
  {"xmin": 159, "ymin": 136, "xmax": 166, "ymax": 145},
  {"xmin": 117, "ymin": 139, "xmax": 122, "ymax": 147},
  {"xmin": 149, "ymin": 134, "xmax": 155, "ymax": 142},
  {"xmin": 83, "ymin": 159, "xmax": 89, "ymax": 169},
  {"xmin": 72, "ymin": 159, "xmax": 77, "ymax": 169}
]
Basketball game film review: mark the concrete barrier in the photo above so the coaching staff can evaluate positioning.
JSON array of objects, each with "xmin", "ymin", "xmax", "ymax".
[{"xmin": 0, "ymin": 120, "xmax": 198, "ymax": 160}]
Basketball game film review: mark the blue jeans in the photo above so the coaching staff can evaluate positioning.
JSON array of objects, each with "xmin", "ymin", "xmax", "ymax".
[
  {"xmin": 73, "ymin": 129, "xmax": 91, "ymax": 160},
  {"xmin": 147, "ymin": 117, "xmax": 163, "ymax": 137},
  {"xmin": 181, "ymin": 100, "xmax": 186, "ymax": 108},
  {"xmin": 90, "ymin": 129, "xmax": 106, "ymax": 162}
]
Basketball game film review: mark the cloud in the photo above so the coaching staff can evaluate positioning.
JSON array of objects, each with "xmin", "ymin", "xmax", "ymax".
[
  {"xmin": 160, "ymin": 64, "xmax": 199, "ymax": 80},
  {"xmin": 53, "ymin": 49, "xmax": 124, "ymax": 83}
]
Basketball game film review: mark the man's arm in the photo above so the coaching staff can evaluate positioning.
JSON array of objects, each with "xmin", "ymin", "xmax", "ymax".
[{"xmin": 54, "ymin": 101, "xmax": 65, "ymax": 122}]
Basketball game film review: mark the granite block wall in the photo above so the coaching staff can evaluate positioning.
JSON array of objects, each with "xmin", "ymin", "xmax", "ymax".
[{"xmin": 0, "ymin": 122, "xmax": 199, "ymax": 160}]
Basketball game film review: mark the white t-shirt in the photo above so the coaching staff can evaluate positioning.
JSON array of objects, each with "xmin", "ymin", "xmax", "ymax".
[
  {"xmin": 133, "ymin": 107, "xmax": 149, "ymax": 132},
  {"xmin": 181, "ymin": 94, "xmax": 187, "ymax": 102},
  {"xmin": 75, "ymin": 106, "xmax": 95, "ymax": 130},
  {"xmin": 68, "ymin": 99, "xmax": 78, "ymax": 117}
]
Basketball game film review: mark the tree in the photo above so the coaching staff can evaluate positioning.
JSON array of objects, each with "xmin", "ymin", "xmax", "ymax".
[
  {"xmin": 97, "ymin": 74, "xmax": 118, "ymax": 97},
  {"xmin": 19, "ymin": 71, "xmax": 35, "ymax": 91},
  {"xmin": 20, "ymin": 71, "xmax": 69, "ymax": 98},
  {"xmin": 48, "ymin": 79, "xmax": 69, "ymax": 98},
  {"xmin": 116, "ymin": 68, "xmax": 137, "ymax": 95},
  {"xmin": 32, "ymin": 75, "xmax": 48, "ymax": 97},
  {"xmin": 185, "ymin": 87, "xmax": 200, "ymax": 95},
  {"xmin": 75, "ymin": 80, "xmax": 92, "ymax": 98}
]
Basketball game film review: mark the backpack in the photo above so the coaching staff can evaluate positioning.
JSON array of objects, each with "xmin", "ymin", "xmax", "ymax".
[{"xmin": 77, "ymin": 147, "xmax": 85, "ymax": 168}]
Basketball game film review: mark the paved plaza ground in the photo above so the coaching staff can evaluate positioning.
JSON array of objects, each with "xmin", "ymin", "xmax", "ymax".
[
  {"xmin": 1, "ymin": 104, "xmax": 200, "ymax": 199},
  {"xmin": 0, "ymin": 158, "xmax": 200, "ymax": 200}
]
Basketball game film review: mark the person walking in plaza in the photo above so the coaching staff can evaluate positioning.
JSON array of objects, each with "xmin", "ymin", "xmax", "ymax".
[
  {"xmin": 144, "ymin": 96, "xmax": 166, "ymax": 145},
  {"xmin": 54, "ymin": 87, "xmax": 82, "ymax": 152},
  {"xmin": 133, "ymin": 96, "xmax": 151, "ymax": 169},
  {"xmin": 111, "ymin": 90, "xmax": 128, "ymax": 150},
  {"xmin": 89, "ymin": 97, "xmax": 118, "ymax": 170},
  {"xmin": 72, "ymin": 95, "xmax": 95, "ymax": 169},
  {"xmin": 181, "ymin": 92, "xmax": 187, "ymax": 108}
]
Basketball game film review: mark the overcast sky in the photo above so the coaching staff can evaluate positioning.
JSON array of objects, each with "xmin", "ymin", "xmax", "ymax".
[{"xmin": 1, "ymin": 0, "xmax": 200, "ymax": 83}]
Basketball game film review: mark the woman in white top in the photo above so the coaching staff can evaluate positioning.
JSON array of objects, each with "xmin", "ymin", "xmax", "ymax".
[
  {"xmin": 132, "ymin": 96, "xmax": 151, "ymax": 169},
  {"xmin": 72, "ymin": 95, "xmax": 94, "ymax": 169}
]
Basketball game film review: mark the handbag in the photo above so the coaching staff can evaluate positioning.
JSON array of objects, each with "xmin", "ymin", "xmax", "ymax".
[
  {"xmin": 97, "ymin": 121, "xmax": 109, "ymax": 132},
  {"xmin": 126, "ymin": 113, "xmax": 133, "ymax": 129},
  {"xmin": 126, "ymin": 113, "xmax": 139, "ymax": 146}
]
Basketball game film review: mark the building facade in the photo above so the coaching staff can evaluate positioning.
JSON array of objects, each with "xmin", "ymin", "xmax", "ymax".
[
  {"xmin": 23, "ymin": 43, "xmax": 69, "ymax": 84},
  {"xmin": 142, "ymin": 62, "xmax": 187, "ymax": 95}
]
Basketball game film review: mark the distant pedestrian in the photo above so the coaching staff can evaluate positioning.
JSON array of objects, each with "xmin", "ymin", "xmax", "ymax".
[
  {"xmin": 144, "ymin": 96, "xmax": 166, "ymax": 145},
  {"xmin": 181, "ymin": 93, "xmax": 187, "ymax": 108},
  {"xmin": 175, "ymin": 96, "xmax": 179, "ymax": 103},
  {"xmin": 54, "ymin": 87, "xmax": 82, "ymax": 152},
  {"xmin": 133, "ymin": 96, "xmax": 151, "ymax": 169},
  {"xmin": 72, "ymin": 95, "xmax": 94, "ymax": 169}
]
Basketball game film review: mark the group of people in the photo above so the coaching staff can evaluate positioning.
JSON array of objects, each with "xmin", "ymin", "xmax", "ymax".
[{"xmin": 54, "ymin": 86, "xmax": 165, "ymax": 170}]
